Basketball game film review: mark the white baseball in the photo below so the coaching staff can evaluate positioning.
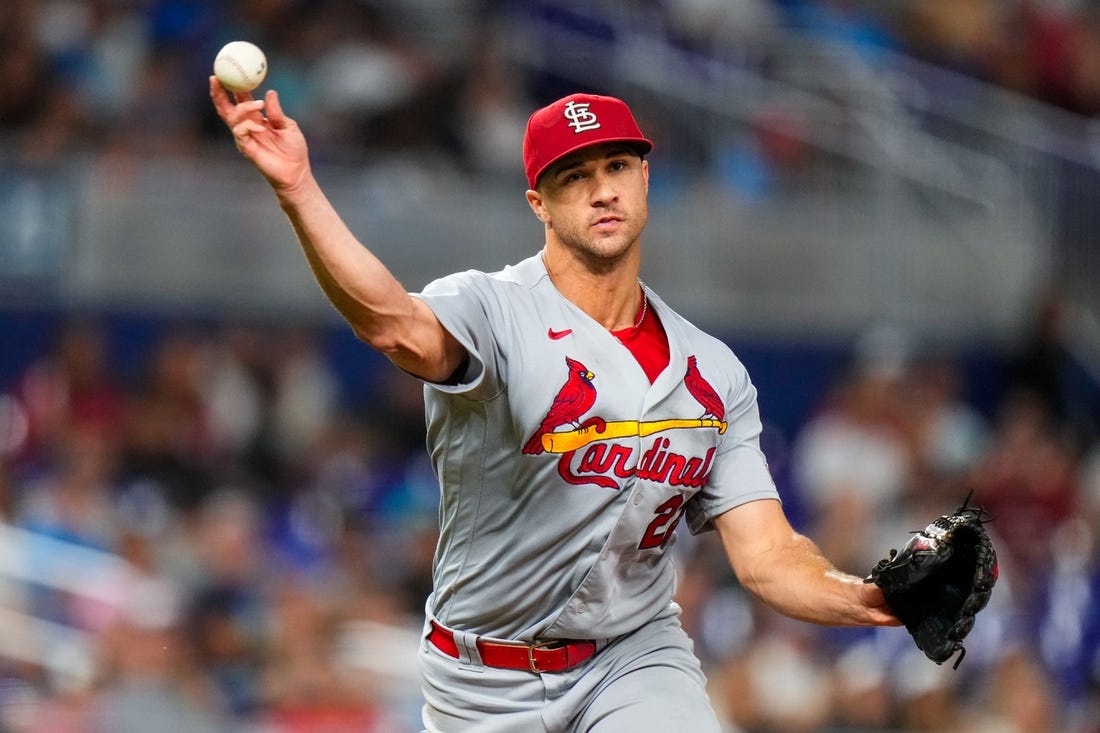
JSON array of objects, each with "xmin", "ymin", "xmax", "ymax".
[{"xmin": 213, "ymin": 41, "xmax": 268, "ymax": 93}]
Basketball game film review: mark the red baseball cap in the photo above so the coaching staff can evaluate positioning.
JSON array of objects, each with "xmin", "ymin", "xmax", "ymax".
[{"xmin": 522, "ymin": 93, "xmax": 654, "ymax": 189}]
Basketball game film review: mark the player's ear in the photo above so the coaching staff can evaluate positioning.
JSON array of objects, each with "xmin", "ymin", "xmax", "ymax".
[{"xmin": 526, "ymin": 189, "xmax": 551, "ymax": 224}]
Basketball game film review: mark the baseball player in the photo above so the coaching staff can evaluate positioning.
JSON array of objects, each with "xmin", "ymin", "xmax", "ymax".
[{"xmin": 210, "ymin": 77, "xmax": 900, "ymax": 732}]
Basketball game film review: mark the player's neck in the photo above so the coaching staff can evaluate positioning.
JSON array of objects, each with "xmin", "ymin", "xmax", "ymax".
[{"xmin": 540, "ymin": 247, "xmax": 643, "ymax": 331}]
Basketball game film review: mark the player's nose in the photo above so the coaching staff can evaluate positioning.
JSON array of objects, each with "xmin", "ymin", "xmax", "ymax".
[{"xmin": 588, "ymin": 171, "xmax": 618, "ymax": 206}]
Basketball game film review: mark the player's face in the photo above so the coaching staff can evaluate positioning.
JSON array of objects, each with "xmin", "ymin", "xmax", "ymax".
[{"xmin": 527, "ymin": 143, "xmax": 649, "ymax": 267}]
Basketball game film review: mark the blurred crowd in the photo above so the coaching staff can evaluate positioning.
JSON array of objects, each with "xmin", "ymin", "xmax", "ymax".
[
  {"xmin": 0, "ymin": 299, "xmax": 1097, "ymax": 732},
  {"xmin": 0, "ymin": 317, "xmax": 440, "ymax": 731},
  {"xmin": 3, "ymin": 1, "xmax": 1100, "ymax": 732},
  {"xmin": 694, "ymin": 298, "xmax": 1100, "ymax": 733},
  {"xmin": 5, "ymin": 1, "xmax": 1100, "ymax": 169}
]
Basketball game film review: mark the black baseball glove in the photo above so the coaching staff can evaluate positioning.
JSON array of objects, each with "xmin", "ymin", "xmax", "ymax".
[{"xmin": 866, "ymin": 493, "xmax": 998, "ymax": 669}]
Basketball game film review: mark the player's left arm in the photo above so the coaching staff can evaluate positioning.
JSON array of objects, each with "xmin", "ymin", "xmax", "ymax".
[{"xmin": 713, "ymin": 498, "xmax": 900, "ymax": 627}]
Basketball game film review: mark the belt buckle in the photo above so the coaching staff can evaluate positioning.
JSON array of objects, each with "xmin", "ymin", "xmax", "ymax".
[{"xmin": 526, "ymin": 640, "xmax": 563, "ymax": 674}]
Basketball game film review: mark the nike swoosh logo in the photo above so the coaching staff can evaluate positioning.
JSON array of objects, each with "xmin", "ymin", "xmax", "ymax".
[{"xmin": 548, "ymin": 328, "xmax": 573, "ymax": 340}]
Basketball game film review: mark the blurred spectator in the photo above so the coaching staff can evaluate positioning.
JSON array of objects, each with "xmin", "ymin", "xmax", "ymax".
[
  {"xmin": 258, "ymin": 579, "xmax": 403, "ymax": 732},
  {"xmin": 904, "ymin": 351, "xmax": 990, "ymax": 480},
  {"xmin": 177, "ymin": 488, "xmax": 268, "ymax": 721},
  {"xmin": 1009, "ymin": 288, "xmax": 1100, "ymax": 454},
  {"xmin": 1010, "ymin": 0, "xmax": 1088, "ymax": 111},
  {"xmin": 187, "ymin": 581, "xmax": 264, "ymax": 720},
  {"xmin": 453, "ymin": 19, "xmax": 532, "ymax": 178},
  {"xmin": 662, "ymin": 0, "xmax": 782, "ymax": 59},
  {"xmin": 891, "ymin": 646, "xmax": 973, "ymax": 731},
  {"xmin": 776, "ymin": 0, "xmax": 899, "ymax": 64},
  {"xmin": 10, "ymin": 318, "xmax": 125, "ymax": 473},
  {"xmin": 790, "ymin": 325, "xmax": 915, "ymax": 572},
  {"xmin": 0, "ymin": 460, "xmax": 17, "ymax": 523},
  {"xmin": 16, "ymin": 423, "xmax": 120, "ymax": 552},
  {"xmin": 714, "ymin": 616, "xmax": 833, "ymax": 732},
  {"xmin": 0, "ymin": 2, "xmax": 51, "ymax": 134},
  {"xmin": 189, "ymin": 488, "xmax": 268, "ymax": 591},
  {"xmin": 972, "ymin": 390, "xmax": 1080, "ymax": 606},
  {"xmin": 293, "ymin": 413, "xmax": 384, "ymax": 520},
  {"xmin": 118, "ymin": 329, "xmax": 216, "ymax": 512},
  {"xmin": 92, "ymin": 576, "xmax": 221, "ymax": 733},
  {"xmin": 1068, "ymin": 5, "xmax": 1100, "ymax": 117},
  {"xmin": 1028, "ymin": 445, "xmax": 1100, "ymax": 728},
  {"xmin": 971, "ymin": 647, "xmax": 1063, "ymax": 733},
  {"xmin": 280, "ymin": 0, "xmax": 450, "ymax": 162},
  {"xmin": 0, "ymin": 1, "xmax": 90, "ymax": 167},
  {"xmin": 200, "ymin": 323, "xmax": 266, "ymax": 467},
  {"xmin": 829, "ymin": 639, "xmax": 894, "ymax": 731},
  {"xmin": 895, "ymin": 0, "xmax": 1008, "ymax": 82},
  {"xmin": 712, "ymin": 103, "xmax": 815, "ymax": 202},
  {"xmin": 269, "ymin": 326, "xmax": 340, "ymax": 475}
]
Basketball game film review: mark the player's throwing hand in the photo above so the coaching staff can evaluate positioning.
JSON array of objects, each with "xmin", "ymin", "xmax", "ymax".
[{"xmin": 209, "ymin": 76, "xmax": 310, "ymax": 195}]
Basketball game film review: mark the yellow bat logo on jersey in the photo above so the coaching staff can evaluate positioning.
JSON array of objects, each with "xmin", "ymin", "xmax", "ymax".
[
  {"xmin": 525, "ymin": 355, "xmax": 728, "ymax": 491},
  {"xmin": 540, "ymin": 417, "xmax": 727, "ymax": 453}
]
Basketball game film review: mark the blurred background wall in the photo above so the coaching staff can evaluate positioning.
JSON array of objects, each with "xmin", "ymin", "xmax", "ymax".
[{"xmin": 2, "ymin": 1, "xmax": 1100, "ymax": 732}]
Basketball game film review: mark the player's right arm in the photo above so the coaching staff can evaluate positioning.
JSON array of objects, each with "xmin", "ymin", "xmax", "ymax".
[{"xmin": 209, "ymin": 77, "xmax": 466, "ymax": 383}]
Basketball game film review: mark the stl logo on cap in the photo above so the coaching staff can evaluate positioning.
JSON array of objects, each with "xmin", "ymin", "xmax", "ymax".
[
  {"xmin": 523, "ymin": 93, "xmax": 654, "ymax": 189},
  {"xmin": 563, "ymin": 101, "xmax": 601, "ymax": 134}
]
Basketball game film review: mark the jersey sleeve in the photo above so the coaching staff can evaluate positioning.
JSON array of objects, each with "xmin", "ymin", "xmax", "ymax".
[
  {"xmin": 411, "ymin": 270, "xmax": 504, "ymax": 401},
  {"xmin": 684, "ymin": 361, "xmax": 779, "ymax": 534}
]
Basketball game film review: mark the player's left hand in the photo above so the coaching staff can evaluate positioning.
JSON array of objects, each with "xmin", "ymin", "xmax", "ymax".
[{"xmin": 858, "ymin": 579, "xmax": 903, "ymax": 626}]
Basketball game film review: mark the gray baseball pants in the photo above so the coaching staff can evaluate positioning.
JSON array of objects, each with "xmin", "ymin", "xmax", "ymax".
[{"xmin": 418, "ymin": 606, "xmax": 722, "ymax": 732}]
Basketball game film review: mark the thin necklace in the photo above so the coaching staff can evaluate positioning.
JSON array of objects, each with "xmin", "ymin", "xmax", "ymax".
[{"xmin": 633, "ymin": 281, "xmax": 648, "ymax": 329}]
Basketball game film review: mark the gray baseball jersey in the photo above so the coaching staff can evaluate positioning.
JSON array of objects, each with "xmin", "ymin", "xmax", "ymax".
[{"xmin": 412, "ymin": 252, "xmax": 779, "ymax": 644}]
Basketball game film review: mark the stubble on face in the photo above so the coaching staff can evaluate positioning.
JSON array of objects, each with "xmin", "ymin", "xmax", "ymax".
[
  {"xmin": 550, "ymin": 203, "xmax": 648, "ymax": 274},
  {"xmin": 538, "ymin": 148, "xmax": 650, "ymax": 273}
]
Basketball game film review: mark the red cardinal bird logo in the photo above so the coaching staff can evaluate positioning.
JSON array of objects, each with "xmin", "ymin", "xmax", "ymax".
[
  {"xmin": 523, "ymin": 356, "xmax": 597, "ymax": 454},
  {"xmin": 684, "ymin": 355, "xmax": 724, "ymax": 421}
]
